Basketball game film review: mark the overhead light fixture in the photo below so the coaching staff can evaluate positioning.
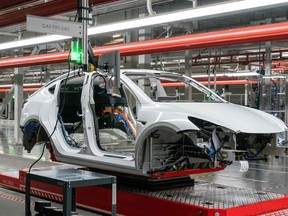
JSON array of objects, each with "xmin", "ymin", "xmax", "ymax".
[
  {"xmin": 0, "ymin": 35, "xmax": 71, "ymax": 51},
  {"xmin": 88, "ymin": 0, "xmax": 288, "ymax": 35},
  {"xmin": 0, "ymin": 0, "xmax": 288, "ymax": 51},
  {"xmin": 192, "ymin": 71, "xmax": 260, "ymax": 78},
  {"xmin": 112, "ymin": 34, "xmax": 122, "ymax": 38}
]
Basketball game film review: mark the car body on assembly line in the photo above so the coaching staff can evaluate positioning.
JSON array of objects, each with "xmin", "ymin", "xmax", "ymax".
[{"xmin": 20, "ymin": 69, "xmax": 287, "ymax": 179}]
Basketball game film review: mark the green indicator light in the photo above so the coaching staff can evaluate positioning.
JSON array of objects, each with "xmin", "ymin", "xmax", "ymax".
[{"xmin": 70, "ymin": 38, "xmax": 83, "ymax": 64}]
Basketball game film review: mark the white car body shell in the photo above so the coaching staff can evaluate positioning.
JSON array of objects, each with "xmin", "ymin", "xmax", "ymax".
[{"xmin": 20, "ymin": 69, "xmax": 287, "ymax": 177}]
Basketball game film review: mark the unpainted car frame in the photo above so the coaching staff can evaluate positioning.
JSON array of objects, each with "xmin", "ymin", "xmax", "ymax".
[{"xmin": 20, "ymin": 69, "xmax": 287, "ymax": 179}]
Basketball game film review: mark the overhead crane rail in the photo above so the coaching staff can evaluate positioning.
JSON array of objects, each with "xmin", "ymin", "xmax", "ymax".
[
  {"xmin": 191, "ymin": 49, "xmax": 288, "ymax": 67},
  {"xmin": 0, "ymin": 0, "xmax": 120, "ymax": 27}
]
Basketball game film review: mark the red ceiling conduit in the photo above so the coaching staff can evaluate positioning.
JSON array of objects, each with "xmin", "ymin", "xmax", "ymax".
[
  {"xmin": 162, "ymin": 80, "xmax": 258, "ymax": 87},
  {"xmin": 0, "ymin": 84, "xmax": 43, "ymax": 92},
  {"xmin": 1, "ymin": 22, "xmax": 288, "ymax": 69},
  {"xmin": 0, "ymin": 0, "xmax": 119, "ymax": 27},
  {"xmin": 0, "ymin": 87, "xmax": 40, "ymax": 92},
  {"xmin": 0, "ymin": 80, "xmax": 256, "ymax": 93},
  {"xmin": 197, "ymin": 80, "xmax": 258, "ymax": 86}
]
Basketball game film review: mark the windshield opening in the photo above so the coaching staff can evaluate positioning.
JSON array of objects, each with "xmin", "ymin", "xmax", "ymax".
[{"xmin": 124, "ymin": 72, "xmax": 224, "ymax": 103}]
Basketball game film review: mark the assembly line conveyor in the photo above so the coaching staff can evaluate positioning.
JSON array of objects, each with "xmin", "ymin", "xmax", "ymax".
[{"xmin": 0, "ymin": 154, "xmax": 287, "ymax": 215}]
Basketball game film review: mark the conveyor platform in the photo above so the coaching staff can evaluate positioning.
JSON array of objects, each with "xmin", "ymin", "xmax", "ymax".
[{"xmin": 0, "ymin": 154, "xmax": 287, "ymax": 216}]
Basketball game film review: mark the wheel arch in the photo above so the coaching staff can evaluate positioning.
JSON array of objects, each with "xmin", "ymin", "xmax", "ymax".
[
  {"xmin": 135, "ymin": 120, "xmax": 199, "ymax": 170},
  {"xmin": 22, "ymin": 118, "xmax": 49, "ymax": 152}
]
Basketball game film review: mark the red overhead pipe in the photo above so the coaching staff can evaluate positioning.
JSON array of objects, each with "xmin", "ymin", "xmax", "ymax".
[
  {"xmin": 0, "ymin": 87, "xmax": 40, "ymax": 92},
  {"xmin": 96, "ymin": 21, "xmax": 288, "ymax": 56},
  {"xmin": 0, "ymin": 80, "xmax": 256, "ymax": 93},
  {"xmin": 0, "ymin": 84, "xmax": 43, "ymax": 92},
  {"xmin": 162, "ymin": 80, "xmax": 258, "ymax": 87},
  {"xmin": 1, "ymin": 22, "xmax": 288, "ymax": 69},
  {"xmin": 199, "ymin": 80, "xmax": 258, "ymax": 86},
  {"xmin": 0, "ymin": 0, "xmax": 119, "ymax": 27}
]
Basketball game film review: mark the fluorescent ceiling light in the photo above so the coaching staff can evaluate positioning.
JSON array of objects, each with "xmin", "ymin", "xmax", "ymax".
[
  {"xmin": 88, "ymin": 0, "xmax": 288, "ymax": 35},
  {"xmin": 112, "ymin": 34, "xmax": 122, "ymax": 38},
  {"xmin": 0, "ymin": 0, "xmax": 288, "ymax": 51},
  {"xmin": 192, "ymin": 71, "xmax": 260, "ymax": 78},
  {"xmin": 0, "ymin": 35, "xmax": 71, "ymax": 51}
]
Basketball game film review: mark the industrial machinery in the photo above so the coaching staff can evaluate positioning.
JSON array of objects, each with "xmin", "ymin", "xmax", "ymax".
[
  {"xmin": 260, "ymin": 75, "xmax": 286, "ymax": 123},
  {"xmin": 260, "ymin": 75, "xmax": 288, "ymax": 150}
]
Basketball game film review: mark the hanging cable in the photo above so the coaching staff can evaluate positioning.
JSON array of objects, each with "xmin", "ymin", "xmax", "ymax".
[
  {"xmin": 27, "ymin": 10, "xmax": 79, "ymax": 214},
  {"xmin": 28, "ymin": 50, "xmax": 72, "ymax": 174},
  {"xmin": 147, "ymin": 0, "xmax": 156, "ymax": 15}
]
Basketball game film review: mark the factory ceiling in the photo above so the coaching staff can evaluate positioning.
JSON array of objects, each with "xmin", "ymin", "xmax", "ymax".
[{"xmin": 0, "ymin": 0, "xmax": 288, "ymax": 85}]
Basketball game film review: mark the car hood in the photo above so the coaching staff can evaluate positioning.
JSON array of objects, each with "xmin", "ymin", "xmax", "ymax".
[{"xmin": 153, "ymin": 102, "xmax": 287, "ymax": 134}]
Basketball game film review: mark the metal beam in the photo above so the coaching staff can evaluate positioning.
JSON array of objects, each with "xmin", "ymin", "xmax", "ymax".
[
  {"xmin": 1, "ymin": 21, "xmax": 288, "ymax": 68},
  {"xmin": 0, "ymin": 31, "xmax": 19, "ymax": 37},
  {"xmin": 185, "ymin": 50, "xmax": 192, "ymax": 100},
  {"xmin": 13, "ymin": 68, "xmax": 24, "ymax": 145},
  {"xmin": 265, "ymin": 41, "xmax": 272, "ymax": 75},
  {"xmin": 265, "ymin": 18, "xmax": 272, "ymax": 76},
  {"xmin": 191, "ymin": 49, "xmax": 288, "ymax": 66},
  {"xmin": 0, "ymin": 0, "xmax": 37, "ymax": 11},
  {"xmin": 0, "ymin": 0, "xmax": 119, "ymax": 27},
  {"xmin": 0, "ymin": 87, "xmax": 14, "ymax": 118}
]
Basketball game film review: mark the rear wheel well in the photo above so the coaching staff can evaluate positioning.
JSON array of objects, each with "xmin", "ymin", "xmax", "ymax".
[{"xmin": 22, "ymin": 120, "xmax": 49, "ymax": 152}]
